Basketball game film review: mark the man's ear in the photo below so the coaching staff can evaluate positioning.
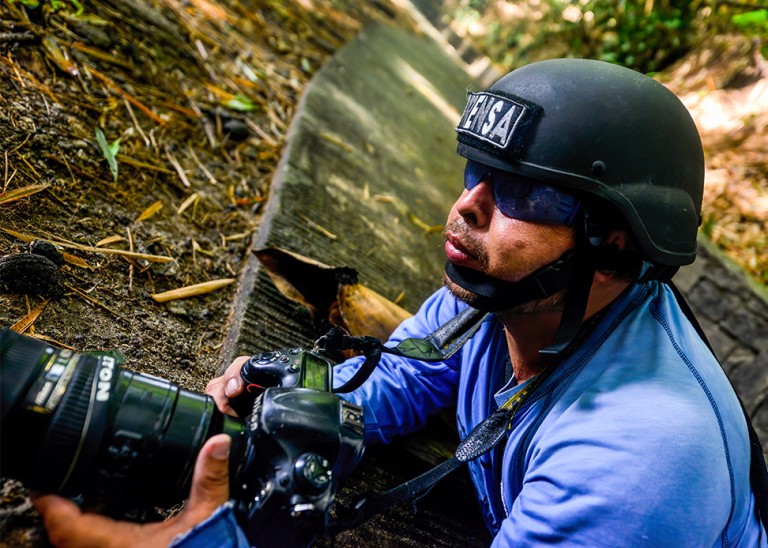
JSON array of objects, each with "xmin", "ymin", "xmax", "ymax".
[
  {"xmin": 594, "ymin": 230, "xmax": 632, "ymax": 282},
  {"xmin": 604, "ymin": 229, "xmax": 630, "ymax": 251}
]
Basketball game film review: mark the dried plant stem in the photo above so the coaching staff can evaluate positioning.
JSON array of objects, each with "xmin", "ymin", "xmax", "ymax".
[
  {"xmin": 88, "ymin": 66, "xmax": 166, "ymax": 125},
  {"xmin": 165, "ymin": 147, "xmax": 191, "ymax": 188},
  {"xmin": 1, "ymin": 227, "xmax": 174, "ymax": 263},
  {"xmin": 65, "ymin": 283, "xmax": 122, "ymax": 318},
  {"xmin": 11, "ymin": 298, "xmax": 51, "ymax": 334},
  {"xmin": 152, "ymin": 278, "xmax": 235, "ymax": 302},
  {"xmin": 127, "ymin": 227, "xmax": 134, "ymax": 292}
]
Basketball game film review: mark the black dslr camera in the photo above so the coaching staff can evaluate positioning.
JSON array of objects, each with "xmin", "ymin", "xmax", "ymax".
[{"xmin": 0, "ymin": 328, "xmax": 365, "ymax": 547}]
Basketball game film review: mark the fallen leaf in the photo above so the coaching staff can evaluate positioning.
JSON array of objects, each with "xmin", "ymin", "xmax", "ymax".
[
  {"xmin": 42, "ymin": 35, "xmax": 78, "ymax": 76},
  {"xmin": 225, "ymin": 95, "xmax": 257, "ymax": 112},
  {"xmin": 337, "ymin": 283, "xmax": 411, "ymax": 340},
  {"xmin": 136, "ymin": 200, "xmax": 163, "ymax": 222},
  {"xmin": 177, "ymin": 193, "xmax": 199, "ymax": 214},
  {"xmin": 62, "ymin": 252, "xmax": 90, "ymax": 269},
  {"xmin": 95, "ymin": 235, "xmax": 126, "ymax": 247},
  {"xmin": 253, "ymin": 246, "xmax": 410, "ymax": 340},
  {"xmin": 254, "ymin": 247, "xmax": 354, "ymax": 322}
]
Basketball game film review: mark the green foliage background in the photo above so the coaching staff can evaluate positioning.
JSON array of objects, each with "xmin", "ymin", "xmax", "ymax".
[{"xmin": 448, "ymin": 0, "xmax": 768, "ymax": 73}]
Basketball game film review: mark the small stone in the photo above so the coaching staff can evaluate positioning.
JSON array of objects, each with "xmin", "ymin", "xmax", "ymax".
[
  {"xmin": 167, "ymin": 304, "xmax": 189, "ymax": 318},
  {"xmin": 29, "ymin": 241, "xmax": 64, "ymax": 266},
  {"xmin": 223, "ymin": 119, "xmax": 250, "ymax": 140},
  {"xmin": 0, "ymin": 253, "xmax": 63, "ymax": 297}
]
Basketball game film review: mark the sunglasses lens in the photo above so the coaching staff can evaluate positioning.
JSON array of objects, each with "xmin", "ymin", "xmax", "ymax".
[
  {"xmin": 495, "ymin": 182, "xmax": 580, "ymax": 224},
  {"xmin": 463, "ymin": 161, "xmax": 580, "ymax": 225},
  {"xmin": 463, "ymin": 161, "xmax": 487, "ymax": 191}
]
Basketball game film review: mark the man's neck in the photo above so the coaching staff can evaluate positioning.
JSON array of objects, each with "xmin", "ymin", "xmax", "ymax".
[
  {"xmin": 501, "ymin": 311, "xmax": 561, "ymax": 383},
  {"xmin": 500, "ymin": 275, "xmax": 632, "ymax": 383}
]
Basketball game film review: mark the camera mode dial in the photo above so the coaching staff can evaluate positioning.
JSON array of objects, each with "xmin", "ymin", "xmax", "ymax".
[
  {"xmin": 230, "ymin": 349, "xmax": 306, "ymax": 418},
  {"xmin": 241, "ymin": 348, "xmax": 303, "ymax": 392}
]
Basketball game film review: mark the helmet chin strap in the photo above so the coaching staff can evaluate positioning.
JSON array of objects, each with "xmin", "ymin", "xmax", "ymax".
[
  {"xmin": 444, "ymin": 249, "xmax": 595, "ymax": 356},
  {"xmin": 443, "ymin": 211, "xmax": 624, "ymax": 356},
  {"xmin": 444, "ymin": 251, "xmax": 578, "ymax": 313},
  {"xmin": 539, "ymin": 248, "xmax": 596, "ymax": 355}
]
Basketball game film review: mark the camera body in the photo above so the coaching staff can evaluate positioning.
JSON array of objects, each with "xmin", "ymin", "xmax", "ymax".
[
  {"xmin": 0, "ymin": 329, "xmax": 365, "ymax": 547},
  {"xmin": 231, "ymin": 348, "xmax": 365, "ymax": 546}
]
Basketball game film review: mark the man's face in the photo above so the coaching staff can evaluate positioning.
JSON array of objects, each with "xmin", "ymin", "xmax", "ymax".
[{"xmin": 443, "ymin": 169, "xmax": 575, "ymax": 308}]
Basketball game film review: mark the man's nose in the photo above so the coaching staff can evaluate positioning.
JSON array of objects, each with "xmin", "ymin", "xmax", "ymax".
[{"xmin": 455, "ymin": 180, "xmax": 494, "ymax": 227}]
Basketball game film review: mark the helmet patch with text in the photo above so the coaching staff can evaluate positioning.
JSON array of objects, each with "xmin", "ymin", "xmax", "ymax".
[{"xmin": 456, "ymin": 91, "xmax": 542, "ymax": 159}]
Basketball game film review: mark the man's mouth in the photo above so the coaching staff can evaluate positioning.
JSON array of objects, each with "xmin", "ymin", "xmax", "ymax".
[{"xmin": 444, "ymin": 231, "xmax": 482, "ymax": 268}]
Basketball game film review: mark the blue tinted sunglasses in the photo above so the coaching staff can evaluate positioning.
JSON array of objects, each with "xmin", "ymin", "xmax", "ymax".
[{"xmin": 463, "ymin": 160, "xmax": 581, "ymax": 225}]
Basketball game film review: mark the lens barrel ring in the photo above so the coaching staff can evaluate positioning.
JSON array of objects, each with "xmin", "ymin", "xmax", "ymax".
[
  {"xmin": 34, "ymin": 354, "xmax": 100, "ymax": 493},
  {"xmin": 0, "ymin": 330, "xmax": 49, "ymax": 421}
]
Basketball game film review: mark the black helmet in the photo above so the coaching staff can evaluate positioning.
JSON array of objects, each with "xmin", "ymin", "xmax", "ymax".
[{"xmin": 456, "ymin": 58, "xmax": 704, "ymax": 266}]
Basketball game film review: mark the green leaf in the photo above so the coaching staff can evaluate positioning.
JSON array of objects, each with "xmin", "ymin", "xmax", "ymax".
[
  {"xmin": 108, "ymin": 139, "xmax": 121, "ymax": 158},
  {"xmin": 224, "ymin": 95, "xmax": 256, "ymax": 112},
  {"xmin": 95, "ymin": 127, "xmax": 120, "ymax": 182},
  {"xmin": 732, "ymin": 10, "xmax": 768, "ymax": 32}
]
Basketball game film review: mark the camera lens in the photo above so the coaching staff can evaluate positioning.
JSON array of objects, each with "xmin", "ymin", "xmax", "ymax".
[{"xmin": 0, "ymin": 329, "xmax": 245, "ymax": 514}]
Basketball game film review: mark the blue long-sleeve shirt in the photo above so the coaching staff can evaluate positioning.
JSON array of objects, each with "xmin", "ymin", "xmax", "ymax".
[
  {"xmin": 334, "ymin": 281, "xmax": 765, "ymax": 546},
  {"xmin": 175, "ymin": 277, "xmax": 765, "ymax": 546}
]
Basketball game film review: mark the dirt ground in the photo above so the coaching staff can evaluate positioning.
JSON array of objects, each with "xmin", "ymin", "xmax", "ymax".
[
  {"xmin": 1, "ymin": 0, "xmax": 766, "ymax": 545},
  {"xmin": 0, "ymin": 1, "xmax": 414, "ymax": 544},
  {"xmin": 661, "ymin": 34, "xmax": 768, "ymax": 286},
  {"xmin": 1, "ymin": 0, "xmax": 415, "ymax": 389}
]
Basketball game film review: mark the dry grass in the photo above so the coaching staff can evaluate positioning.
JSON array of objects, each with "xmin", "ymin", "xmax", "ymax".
[
  {"xmin": 0, "ymin": 0, "xmax": 415, "ymax": 389},
  {"xmin": 663, "ymin": 35, "xmax": 768, "ymax": 285}
]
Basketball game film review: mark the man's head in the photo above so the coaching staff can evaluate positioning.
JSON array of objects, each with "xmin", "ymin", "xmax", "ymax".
[
  {"xmin": 453, "ymin": 58, "xmax": 704, "ymax": 266},
  {"xmin": 444, "ymin": 59, "xmax": 705, "ymax": 349}
]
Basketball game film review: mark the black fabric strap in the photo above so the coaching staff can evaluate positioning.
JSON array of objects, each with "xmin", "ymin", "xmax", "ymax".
[
  {"xmin": 540, "ymin": 251, "xmax": 595, "ymax": 356},
  {"xmin": 334, "ymin": 456, "xmax": 465, "ymax": 533},
  {"xmin": 329, "ymin": 407, "xmax": 515, "ymax": 535},
  {"xmin": 331, "ymin": 342, "xmax": 382, "ymax": 394},
  {"xmin": 391, "ymin": 306, "xmax": 488, "ymax": 362},
  {"xmin": 329, "ymin": 308, "xmax": 489, "ymax": 394}
]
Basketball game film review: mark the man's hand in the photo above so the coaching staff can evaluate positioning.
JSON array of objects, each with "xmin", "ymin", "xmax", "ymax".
[
  {"xmin": 33, "ymin": 434, "xmax": 232, "ymax": 548},
  {"xmin": 205, "ymin": 356, "xmax": 249, "ymax": 417}
]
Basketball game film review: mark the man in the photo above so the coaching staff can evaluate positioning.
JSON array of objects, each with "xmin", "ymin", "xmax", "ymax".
[{"xmin": 36, "ymin": 59, "xmax": 766, "ymax": 546}]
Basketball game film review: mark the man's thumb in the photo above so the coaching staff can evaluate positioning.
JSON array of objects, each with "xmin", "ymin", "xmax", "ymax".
[{"xmin": 185, "ymin": 434, "xmax": 231, "ymax": 520}]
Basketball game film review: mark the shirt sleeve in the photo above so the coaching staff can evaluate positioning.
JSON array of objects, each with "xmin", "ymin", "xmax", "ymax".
[
  {"xmin": 334, "ymin": 287, "xmax": 466, "ymax": 445},
  {"xmin": 169, "ymin": 503, "xmax": 251, "ymax": 547}
]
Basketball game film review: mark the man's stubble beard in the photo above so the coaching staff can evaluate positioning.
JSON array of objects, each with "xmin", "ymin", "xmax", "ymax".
[{"xmin": 442, "ymin": 220, "xmax": 567, "ymax": 317}]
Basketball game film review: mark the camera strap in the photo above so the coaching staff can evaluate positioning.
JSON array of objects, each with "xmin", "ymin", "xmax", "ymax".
[
  {"xmin": 329, "ymin": 366, "xmax": 552, "ymax": 535},
  {"xmin": 323, "ymin": 306, "xmax": 489, "ymax": 394}
]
